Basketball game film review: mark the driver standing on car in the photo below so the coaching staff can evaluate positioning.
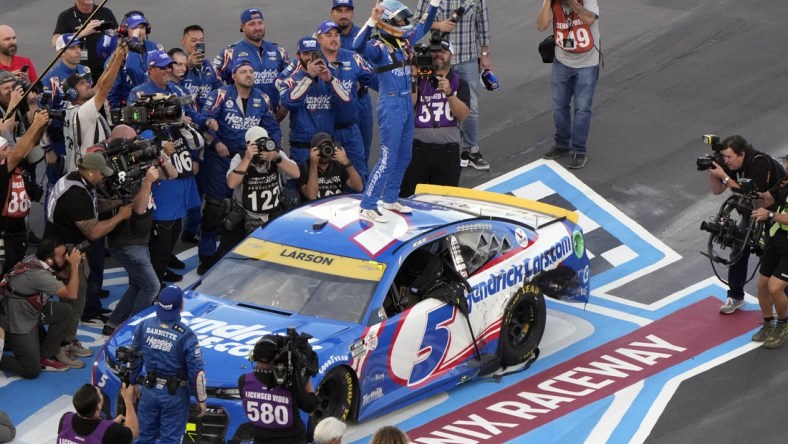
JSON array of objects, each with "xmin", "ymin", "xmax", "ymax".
[
  {"xmin": 129, "ymin": 285, "xmax": 207, "ymax": 444},
  {"xmin": 239, "ymin": 335, "xmax": 317, "ymax": 444}
]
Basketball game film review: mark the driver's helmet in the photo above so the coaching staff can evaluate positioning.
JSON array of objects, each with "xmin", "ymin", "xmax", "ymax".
[{"xmin": 378, "ymin": 0, "xmax": 415, "ymax": 39}]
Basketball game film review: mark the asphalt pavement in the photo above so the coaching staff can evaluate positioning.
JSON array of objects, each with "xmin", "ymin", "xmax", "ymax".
[{"xmin": 4, "ymin": 0, "xmax": 788, "ymax": 442}]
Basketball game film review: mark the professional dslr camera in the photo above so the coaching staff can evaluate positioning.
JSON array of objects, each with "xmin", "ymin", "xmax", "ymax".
[
  {"xmin": 696, "ymin": 134, "xmax": 725, "ymax": 171},
  {"xmin": 250, "ymin": 136, "xmax": 277, "ymax": 166},
  {"xmin": 38, "ymin": 91, "xmax": 66, "ymax": 120},
  {"xmin": 65, "ymin": 240, "xmax": 91, "ymax": 255},
  {"xmin": 270, "ymin": 328, "xmax": 319, "ymax": 387},
  {"xmin": 315, "ymin": 138, "xmax": 338, "ymax": 159},
  {"xmin": 110, "ymin": 93, "xmax": 192, "ymax": 129}
]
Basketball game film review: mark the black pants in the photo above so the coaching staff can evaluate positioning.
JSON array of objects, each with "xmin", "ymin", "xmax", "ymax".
[
  {"xmin": 1, "ymin": 230, "xmax": 28, "ymax": 275},
  {"xmin": 83, "ymin": 237, "xmax": 106, "ymax": 318},
  {"xmin": 400, "ymin": 141, "xmax": 461, "ymax": 197},
  {"xmin": 0, "ymin": 301, "xmax": 72, "ymax": 379},
  {"xmin": 149, "ymin": 219, "xmax": 182, "ymax": 280}
]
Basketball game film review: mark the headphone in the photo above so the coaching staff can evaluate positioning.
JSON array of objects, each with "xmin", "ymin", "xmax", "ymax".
[
  {"xmin": 64, "ymin": 84, "xmax": 79, "ymax": 102},
  {"xmin": 248, "ymin": 335, "xmax": 281, "ymax": 362},
  {"xmin": 118, "ymin": 10, "xmax": 151, "ymax": 38}
]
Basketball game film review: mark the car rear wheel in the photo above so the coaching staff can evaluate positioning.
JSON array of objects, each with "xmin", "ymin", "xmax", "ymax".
[
  {"xmin": 312, "ymin": 366, "xmax": 356, "ymax": 423},
  {"xmin": 500, "ymin": 284, "xmax": 546, "ymax": 367}
]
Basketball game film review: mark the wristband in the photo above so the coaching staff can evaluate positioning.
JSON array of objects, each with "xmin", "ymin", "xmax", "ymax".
[
  {"xmin": 481, "ymin": 51, "xmax": 489, "ymax": 56},
  {"xmin": 446, "ymin": 90, "xmax": 456, "ymax": 97},
  {"xmin": 343, "ymin": 162, "xmax": 353, "ymax": 168},
  {"xmin": 274, "ymin": 155, "xmax": 282, "ymax": 164},
  {"xmin": 366, "ymin": 18, "xmax": 377, "ymax": 28},
  {"xmin": 769, "ymin": 212, "xmax": 775, "ymax": 222},
  {"xmin": 232, "ymin": 169, "xmax": 247, "ymax": 175}
]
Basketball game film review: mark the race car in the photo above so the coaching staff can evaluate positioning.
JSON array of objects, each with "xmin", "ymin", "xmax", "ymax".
[{"xmin": 93, "ymin": 185, "xmax": 590, "ymax": 443}]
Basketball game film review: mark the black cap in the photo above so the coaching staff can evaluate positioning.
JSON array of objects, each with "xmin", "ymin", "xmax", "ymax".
[
  {"xmin": 252, "ymin": 336, "xmax": 280, "ymax": 362},
  {"xmin": 311, "ymin": 132, "xmax": 333, "ymax": 148},
  {"xmin": 62, "ymin": 72, "xmax": 90, "ymax": 91}
]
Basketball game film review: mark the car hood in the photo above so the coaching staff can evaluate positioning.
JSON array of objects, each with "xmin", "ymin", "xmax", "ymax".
[{"xmin": 108, "ymin": 291, "xmax": 357, "ymax": 388}]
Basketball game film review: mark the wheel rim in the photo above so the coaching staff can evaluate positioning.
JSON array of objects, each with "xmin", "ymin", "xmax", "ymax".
[
  {"xmin": 314, "ymin": 375, "xmax": 341, "ymax": 420},
  {"xmin": 508, "ymin": 299, "xmax": 536, "ymax": 348}
]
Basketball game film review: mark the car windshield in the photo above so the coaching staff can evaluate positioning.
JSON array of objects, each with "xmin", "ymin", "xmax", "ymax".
[{"xmin": 196, "ymin": 238, "xmax": 385, "ymax": 324}]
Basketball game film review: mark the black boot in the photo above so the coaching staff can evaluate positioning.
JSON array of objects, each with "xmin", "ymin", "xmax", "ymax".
[{"xmin": 197, "ymin": 255, "xmax": 214, "ymax": 275}]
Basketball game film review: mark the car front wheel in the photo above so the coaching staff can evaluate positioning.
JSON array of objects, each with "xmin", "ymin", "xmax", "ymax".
[{"xmin": 312, "ymin": 366, "xmax": 356, "ymax": 423}]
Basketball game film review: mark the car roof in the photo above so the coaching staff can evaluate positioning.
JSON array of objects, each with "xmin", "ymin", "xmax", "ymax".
[{"xmin": 253, "ymin": 186, "xmax": 577, "ymax": 263}]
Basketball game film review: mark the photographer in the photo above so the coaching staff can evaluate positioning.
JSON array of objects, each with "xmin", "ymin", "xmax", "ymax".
[
  {"xmin": 299, "ymin": 132, "xmax": 363, "ymax": 201},
  {"xmin": 44, "ymin": 152, "xmax": 132, "ymax": 340},
  {"xmin": 211, "ymin": 127, "xmax": 299, "ymax": 262},
  {"xmin": 750, "ymin": 178, "xmax": 788, "ymax": 349},
  {"xmin": 0, "ymin": 237, "xmax": 83, "ymax": 377},
  {"xmin": 0, "ymin": 111, "xmax": 49, "ymax": 274},
  {"xmin": 57, "ymin": 383, "xmax": 137, "ymax": 444},
  {"xmin": 0, "ymin": 70, "xmax": 38, "ymax": 141},
  {"xmin": 129, "ymin": 285, "xmax": 207, "ymax": 444},
  {"xmin": 706, "ymin": 135, "xmax": 784, "ymax": 314},
  {"xmin": 400, "ymin": 37, "xmax": 470, "ymax": 197},
  {"xmin": 240, "ymin": 334, "xmax": 317, "ymax": 444},
  {"xmin": 62, "ymin": 38, "xmax": 126, "ymax": 172},
  {"xmin": 417, "ymin": 0, "xmax": 492, "ymax": 170}
]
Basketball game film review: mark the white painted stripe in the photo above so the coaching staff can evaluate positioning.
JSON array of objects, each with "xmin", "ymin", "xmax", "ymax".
[
  {"xmin": 628, "ymin": 342, "xmax": 761, "ymax": 444},
  {"xmin": 13, "ymin": 395, "xmax": 73, "ymax": 444},
  {"xmin": 585, "ymin": 381, "xmax": 645, "ymax": 444},
  {"xmin": 510, "ymin": 181, "xmax": 555, "ymax": 202}
]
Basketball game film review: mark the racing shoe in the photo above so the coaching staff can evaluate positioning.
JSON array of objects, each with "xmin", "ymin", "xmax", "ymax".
[
  {"xmin": 40, "ymin": 357, "xmax": 69, "ymax": 372},
  {"xmin": 56, "ymin": 347, "xmax": 86, "ymax": 369},
  {"xmin": 360, "ymin": 208, "xmax": 388, "ymax": 223},
  {"xmin": 467, "ymin": 152, "xmax": 490, "ymax": 170},
  {"xmin": 382, "ymin": 202, "xmax": 412, "ymax": 214},
  {"xmin": 68, "ymin": 339, "xmax": 93, "ymax": 358},
  {"xmin": 752, "ymin": 320, "xmax": 776, "ymax": 342},
  {"xmin": 764, "ymin": 321, "xmax": 788, "ymax": 349},
  {"xmin": 542, "ymin": 145, "xmax": 570, "ymax": 160},
  {"xmin": 719, "ymin": 297, "xmax": 745, "ymax": 314}
]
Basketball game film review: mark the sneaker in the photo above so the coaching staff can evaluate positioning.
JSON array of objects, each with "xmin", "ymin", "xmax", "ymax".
[
  {"xmin": 68, "ymin": 339, "xmax": 93, "ymax": 357},
  {"xmin": 382, "ymin": 202, "xmax": 412, "ymax": 214},
  {"xmin": 719, "ymin": 297, "xmax": 745, "ymax": 314},
  {"xmin": 162, "ymin": 271, "xmax": 183, "ymax": 283},
  {"xmin": 360, "ymin": 208, "xmax": 388, "ymax": 224},
  {"xmin": 752, "ymin": 320, "xmax": 776, "ymax": 342},
  {"xmin": 181, "ymin": 233, "xmax": 200, "ymax": 244},
  {"xmin": 460, "ymin": 151, "xmax": 470, "ymax": 168},
  {"xmin": 543, "ymin": 145, "xmax": 570, "ymax": 160},
  {"xmin": 197, "ymin": 255, "xmax": 214, "ymax": 275},
  {"xmin": 40, "ymin": 357, "xmax": 69, "ymax": 372},
  {"xmin": 467, "ymin": 152, "xmax": 490, "ymax": 170},
  {"xmin": 764, "ymin": 322, "xmax": 788, "ymax": 349},
  {"xmin": 566, "ymin": 153, "xmax": 588, "ymax": 169},
  {"xmin": 102, "ymin": 324, "xmax": 116, "ymax": 337},
  {"xmin": 169, "ymin": 255, "xmax": 186, "ymax": 270},
  {"xmin": 56, "ymin": 347, "xmax": 86, "ymax": 369}
]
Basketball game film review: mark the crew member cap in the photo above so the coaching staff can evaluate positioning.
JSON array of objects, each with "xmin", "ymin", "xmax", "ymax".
[
  {"xmin": 147, "ymin": 50, "xmax": 174, "ymax": 68},
  {"xmin": 55, "ymin": 33, "xmax": 82, "ymax": 52},
  {"xmin": 332, "ymin": 0, "xmax": 354, "ymax": 9},
  {"xmin": 0, "ymin": 71, "xmax": 14, "ymax": 85},
  {"xmin": 297, "ymin": 37, "xmax": 319, "ymax": 54},
  {"xmin": 231, "ymin": 57, "xmax": 253, "ymax": 73},
  {"xmin": 241, "ymin": 8, "xmax": 264, "ymax": 24},
  {"xmin": 316, "ymin": 20, "xmax": 341, "ymax": 35},
  {"xmin": 311, "ymin": 132, "xmax": 333, "ymax": 147},
  {"xmin": 155, "ymin": 285, "xmax": 184, "ymax": 322},
  {"xmin": 125, "ymin": 12, "xmax": 149, "ymax": 30}
]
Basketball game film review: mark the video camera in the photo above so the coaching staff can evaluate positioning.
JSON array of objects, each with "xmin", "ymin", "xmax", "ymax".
[
  {"xmin": 696, "ymin": 134, "xmax": 725, "ymax": 171},
  {"xmin": 110, "ymin": 93, "xmax": 192, "ymax": 129},
  {"xmin": 99, "ymin": 136, "xmax": 162, "ymax": 200},
  {"xmin": 412, "ymin": 31, "xmax": 446, "ymax": 88},
  {"xmin": 270, "ymin": 328, "xmax": 319, "ymax": 387},
  {"xmin": 114, "ymin": 345, "xmax": 142, "ymax": 416}
]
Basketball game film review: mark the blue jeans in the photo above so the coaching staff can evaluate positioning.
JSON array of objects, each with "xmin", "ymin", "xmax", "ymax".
[
  {"xmin": 551, "ymin": 60, "xmax": 600, "ymax": 154},
  {"xmin": 452, "ymin": 61, "xmax": 480, "ymax": 150},
  {"xmin": 107, "ymin": 244, "xmax": 160, "ymax": 327}
]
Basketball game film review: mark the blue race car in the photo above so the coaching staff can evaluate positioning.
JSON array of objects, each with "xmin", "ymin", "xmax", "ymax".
[{"xmin": 93, "ymin": 185, "xmax": 590, "ymax": 443}]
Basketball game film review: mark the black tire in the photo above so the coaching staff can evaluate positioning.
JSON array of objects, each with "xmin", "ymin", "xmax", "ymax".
[
  {"xmin": 312, "ymin": 366, "xmax": 356, "ymax": 423},
  {"xmin": 499, "ymin": 284, "xmax": 547, "ymax": 367}
]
